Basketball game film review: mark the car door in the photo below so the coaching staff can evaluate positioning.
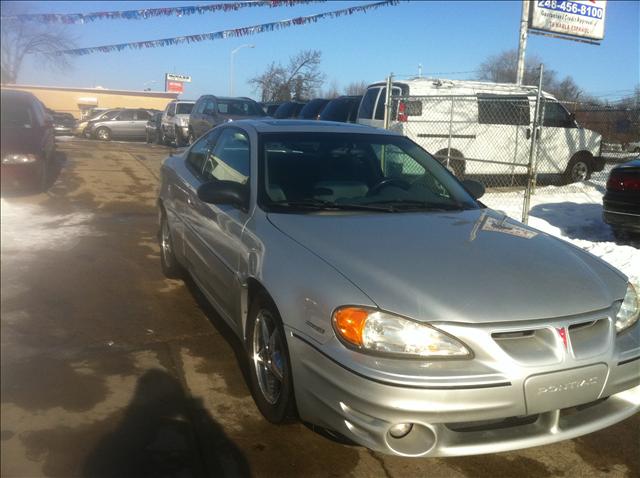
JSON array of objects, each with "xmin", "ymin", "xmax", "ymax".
[
  {"xmin": 200, "ymin": 98, "xmax": 217, "ymax": 136},
  {"xmin": 188, "ymin": 127, "xmax": 251, "ymax": 331},
  {"xmin": 536, "ymin": 99, "xmax": 580, "ymax": 174},
  {"xmin": 134, "ymin": 110, "xmax": 151, "ymax": 138},
  {"xmin": 111, "ymin": 110, "xmax": 135, "ymax": 138}
]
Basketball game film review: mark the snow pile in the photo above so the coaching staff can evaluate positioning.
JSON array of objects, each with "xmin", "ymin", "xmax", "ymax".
[
  {"xmin": 1, "ymin": 199, "xmax": 95, "ymax": 254},
  {"xmin": 483, "ymin": 182, "xmax": 640, "ymax": 288}
]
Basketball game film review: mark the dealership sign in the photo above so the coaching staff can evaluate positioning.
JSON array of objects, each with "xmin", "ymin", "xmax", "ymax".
[
  {"xmin": 165, "ymin": 73, "xmax": 191, "ymax": 93},
  {"xmin": 530, "ymin": 0, "xmax": 607, "ymax": 40}
]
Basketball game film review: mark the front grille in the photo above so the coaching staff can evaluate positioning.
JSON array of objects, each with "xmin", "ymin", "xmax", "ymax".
[{"xmin": 445, "ymin": 414, "xmax": 539, "ymax": 433}]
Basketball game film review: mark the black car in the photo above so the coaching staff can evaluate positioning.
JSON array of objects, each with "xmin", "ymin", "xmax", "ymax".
[
  {"xmin": 272, "ymin": 101, "xmax": 306, "ymax": 119},
  {"xmin": 603, "ymin": 157, "xmax": 640, "ymax": 239},
  {"xmin": 146, "ymin": 112, "xmax": 162, "ymax": 144},
  {"xmin": 319, "ymin": 95, "xmax": 362, "ymax": 123},
  {"xmin": 262, "ymin": 102, "xmax": 282, "ymax": 116},
  {"xmin": 297, "ymin": 98, "xmax": 330, "ymax": 120},
  {"xmin": 1, "ymin": 90, "xmax": 56, "ymax": 190},
  {"xmin": 188, "ymin": 95, "xmax": 265, "ymax": 142},
  {"xmin": 45, "ymin": 108, "xmax": 76, "ymax": 136}
]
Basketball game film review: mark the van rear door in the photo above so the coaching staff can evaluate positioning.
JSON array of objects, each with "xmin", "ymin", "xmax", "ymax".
[{"xmin": 357, "ymin": 85, "xmax": 403, "ymax": 129}]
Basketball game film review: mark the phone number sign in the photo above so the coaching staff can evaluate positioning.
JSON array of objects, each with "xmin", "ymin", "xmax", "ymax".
[{"xmin": 530, "ymin": 0, "xmax": 607, "ymax": 40}]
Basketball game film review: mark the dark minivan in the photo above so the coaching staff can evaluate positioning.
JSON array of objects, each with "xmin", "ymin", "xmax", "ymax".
[
  {"xmin": 1, "ymin": 90, "xmax": 55, "ymax": 190},
  {"xmin": 273, "ymin": 101, "xmax": 306, "ymax": 119},
  {"xmin": 188, "ymin": 95, "xmax": 265, "ymax": 143},
  {"xmin": 297, "ymin": 98, "xmax": 330, "ymax": 120},
  {"xmin": 319, "ymin": 95, "xmax": 362, "ymax": 123}
]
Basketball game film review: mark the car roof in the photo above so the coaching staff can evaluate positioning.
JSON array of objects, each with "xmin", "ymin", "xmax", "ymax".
[
  {"xmin": 1, "ymin": 89, "xmax": 38, "ymax": 103},
  {"xmin": 230, "ymin": 119, "xmax": 399, "ymax": 135}
]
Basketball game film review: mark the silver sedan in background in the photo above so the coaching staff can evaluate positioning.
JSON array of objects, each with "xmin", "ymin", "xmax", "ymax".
[{"xmin": 157, "ymin": 119, "xmax": 640, "ymax": 457}]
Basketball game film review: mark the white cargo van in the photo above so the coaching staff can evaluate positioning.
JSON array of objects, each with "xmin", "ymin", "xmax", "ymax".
[{"xmin": 357, "ymin": 79, "xmax": 604, "ymax": 182}]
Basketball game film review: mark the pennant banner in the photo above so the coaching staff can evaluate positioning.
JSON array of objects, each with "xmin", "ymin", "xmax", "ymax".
[
  {"xmin": 1, "ymin": 1, "xmax": 325, "ymax": 25},
  {"xmin": 56, "ymin": 1, "xmax": 399, "ymax": 56}
]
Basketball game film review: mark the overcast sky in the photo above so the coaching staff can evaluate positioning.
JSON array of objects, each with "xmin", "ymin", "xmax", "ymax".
[{"xmin": 10, "ymin": 0, "xmax": 639, "ymax": 102}]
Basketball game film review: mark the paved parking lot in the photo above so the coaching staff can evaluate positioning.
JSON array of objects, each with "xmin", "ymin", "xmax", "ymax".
[{"xmin": 1, "ymin": 138, "xmax": 638, "ymax": 478}]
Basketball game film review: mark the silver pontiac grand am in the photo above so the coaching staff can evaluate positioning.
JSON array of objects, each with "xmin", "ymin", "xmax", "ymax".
[{"xmin": 158, "ymin": 119, "xmax": 640, "ymax": 457}]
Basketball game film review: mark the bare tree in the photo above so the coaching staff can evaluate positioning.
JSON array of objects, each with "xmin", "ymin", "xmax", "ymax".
[
  {"xmin": 477, "ymin": 49, "xmax": 583, "ymax": 101},
  {"xmin": 1, "ymin": 5, "xmax": 75, "ymax": 84},
  {"xmin": 322, "ymin": 79, "xmax": 341, "ymax": 99},
  {"xmin": 344, "ymin": 80, "xmax": 368, "ymax": 96},
  {"xmin": 249, "ymin": 50, "xmax": 325, "ymax": 102}
]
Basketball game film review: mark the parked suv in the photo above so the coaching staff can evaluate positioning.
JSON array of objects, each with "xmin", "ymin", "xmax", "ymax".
[
  {"xmin": 319, "ymin": 95, "xmax": 362, "ymax": 123},
  {"xmin": 358, "ymin": 79, "xmax": 604, "ymax": 183},
  {"xmin": 188, "ymin": 96, "xmax": 265, "ymax": 142},
  {"xmin": 87, "ymin": 108, "xmax": 152, "ymax": 141},
  {"xmin": 1, "ymin": 89, "xmax": 55, "ymax": 190},
  {"xmin": 160, "ymin": 100, "xmax": 195, "ymax": 146}
]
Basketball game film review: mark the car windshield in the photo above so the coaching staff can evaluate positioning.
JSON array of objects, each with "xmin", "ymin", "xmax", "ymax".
[
  {"xmin": 217, "ymin": 100, "xmax": 264, "ymax": 116},
  {"xmin": 1, "ymin": 98, "xmax": 33, "ymax": 128},
  {"xmin": 176, "ymin": 103, "xmax": 194, "ymax": 114},
  {"xmin": 89, "ymin": 110, "xmax": 119, "ymax": 121},
  {"xmin": 260, "ymin": 132, "xmax": 478, "ymax": 213}
]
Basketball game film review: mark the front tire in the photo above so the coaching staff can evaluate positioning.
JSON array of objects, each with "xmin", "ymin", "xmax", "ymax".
[
  {"xmin": 564, "ymin": 156, "xmax": 592, "ymax": 184},
  {"xmin": 95, "ymin": 127, "xmax": 111, "ymax": 141},
  {"xmin": 159, "ymin": 210, "xmax": 183, "ymax": 279},
  {"xmin": 246, "ymin": 293, "xmax": 296, "ymax": 424}
]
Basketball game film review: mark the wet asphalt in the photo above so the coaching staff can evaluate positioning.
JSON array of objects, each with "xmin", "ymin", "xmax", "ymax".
[{"xmin": 1, "ymin": 138, "xmax": 638, "ymax": 478}]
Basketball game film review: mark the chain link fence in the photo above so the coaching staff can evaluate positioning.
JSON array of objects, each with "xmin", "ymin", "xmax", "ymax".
[{"xmin": 385, "ymin": 89, "xmax": 639, "ymax": 223}]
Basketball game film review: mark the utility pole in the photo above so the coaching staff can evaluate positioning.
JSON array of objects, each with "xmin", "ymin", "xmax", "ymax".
[{"xmin": 516, "ymin": 0, "xmax": 530, "ymax": 85}]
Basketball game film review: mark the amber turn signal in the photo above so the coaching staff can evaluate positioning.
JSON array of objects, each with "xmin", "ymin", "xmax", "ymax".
[{"xmin": 333, "ymin": 307, "xmax": 370, "ymax": 346}]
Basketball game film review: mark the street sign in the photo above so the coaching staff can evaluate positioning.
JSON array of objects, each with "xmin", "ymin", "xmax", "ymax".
[
  {"xmin": 529, "ymin": 0, "xmax": 607, "ymax": 41},
  {"xmin": 166, "ymin": 73, "xmax": 192, "ymax": 83},
  {"xmin": 166, "ymin": 81, "xmax": 184, "ymax": 93}
]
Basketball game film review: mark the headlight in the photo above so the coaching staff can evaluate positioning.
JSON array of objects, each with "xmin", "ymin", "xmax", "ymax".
[
  {"xmin": 332, "ymin": 307, "xmax": 472, "ymax": 358},
  {"xmin": 2, "ymin": 154, "xmax": 38, "ymax": 164},
  {"xmin": 615, "ymin": 283, "xmax": 639, "ymax": 333}
]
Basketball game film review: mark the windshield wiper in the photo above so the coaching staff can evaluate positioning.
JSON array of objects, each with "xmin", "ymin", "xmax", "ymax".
[
  {"xmin": 366, "ymin": 199, "xmax": 466, "ymax": 211},
  {"xmin": 268, "ymin": 199, "xmax": 395, "ymax": 212}
]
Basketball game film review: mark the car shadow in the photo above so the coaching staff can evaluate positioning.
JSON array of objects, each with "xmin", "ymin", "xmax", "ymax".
[
  {"xmin": 82, "ymin": 368, "xmax": 251, "ymax": 478},
  {"xmin": 529, "ymin": 201, "xmax": 639, "ymax": 247}
]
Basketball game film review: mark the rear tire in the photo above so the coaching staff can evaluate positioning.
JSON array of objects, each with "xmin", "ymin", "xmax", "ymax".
[
  {"xmin": 435, "ymin": 149, "xmax": 465, "ymax": 179},
  {"xmin": 175, "ymin": 127, "xmax": 186, "ymax": 147},
  {"xmin": 159, "ymin": 210, "xmax": 183, "ymax": 279},
  {"xmin": 246, "ymin": 293, "xmax": 296, "ymax": 424}
]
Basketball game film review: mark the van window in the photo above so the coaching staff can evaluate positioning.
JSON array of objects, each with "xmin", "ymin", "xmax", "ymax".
[
  {"xmin": 541, "ymin": 100, "xmax": 574, "ymax": 128},
  {"xmin": 358, "ymin": 88, "xmax": 380, "ymax": 120},
  {"xmin": 167, "ymin": 103, "xmax": 176, "ymax": 116},
  {"xmin": 374, "ymin": 87, "xmax": 403, "ymax": 120},
  {"xmin": 477, "ymin": 95, "xmax": 530, "ymax": 126}
]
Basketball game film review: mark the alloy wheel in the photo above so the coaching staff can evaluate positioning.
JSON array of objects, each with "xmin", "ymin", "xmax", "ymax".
[
  {"xmin": 252, "ymin": 310, "xmax": 285, "ymax": 405},
  {"xmin": 571, "ymin": 161, "xmax": 588, "ymax": 181}
]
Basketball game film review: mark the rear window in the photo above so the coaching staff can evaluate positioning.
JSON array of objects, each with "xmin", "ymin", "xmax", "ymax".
[
  {"xmin": 217, "ymin": 100, "xmax": 264, "ymax": 116},
  {"xmin": 298, "ymin": 99, "xmax": 330, "ymax": 119},
  {"xmin": 477, "ymin": 95, "xmax": 530, "ymax": 126},
  {"xmin": 176, "ymin": 103, "xmax": 194, "ymax": 114},
  {"xmin": 273, "ymin": 102, "xmax": 305, "ymax": 119},
  {"xmin": 320, "ymin": 98, "xmax": 357, "ymax": 122},
  {"xmin": 1, "ymin": 98, "xmax": 33, "ymax": 128}
]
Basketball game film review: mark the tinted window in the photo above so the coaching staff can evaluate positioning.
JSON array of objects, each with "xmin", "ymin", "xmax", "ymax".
[
  {"xmin": 0, "ymin": 96, "xmax": 33, "ymax": 128},
  {"xmin": 374, "ymin": 87, "xmax": 402, "ymax": 120},
  {"xmin": 176, "ymin": 103, "xmax": 194, "ymax": 114},
  {"xmin": 117, "ymin": 110, "xmax": 136, "ymax": 121},
  {"xmin": 194, "ymin": 100, "xmax": 205, "ymax": 114},
  {"xmin": 136, "ymin": 110, "xmax": 151, "ymax": 121},
  {"xmin": 167, "ymin": 103, "xmax": 176, "ymax": 116},
  {"xmin": 186, "ymin": 129, "xmax": 220, "ymax": 177},
  {"xmin": 477, "ymin": 95, "xmax": 530, "ymax": 125},
  {"xmin": 320, "ymin": 97, "xmax": 361, "ymax": 123},
  {"xmin": 203, "ymin": 128, "xmax": 250, "ymax": 185},
  {"xmin": 203, "ymin": 99, "xmax": 216, "ymax": 116},
  {"xmin": 298, "ymin": 99, "xmax": 330, "ymax": 119},
  {"xmin": 358, "ymin": 88, "xmax": 380, "ymax": 120},
  {"xmin": 274, "ymin": 102, "xmax": 305, "ymax": 119},
  {"xmin": 541, "ymin": 100, "xmax": 574, "ymax": 128},
  {"xmin": 216, "ymin": 99, "xmax": 264, "ymax": 116}
]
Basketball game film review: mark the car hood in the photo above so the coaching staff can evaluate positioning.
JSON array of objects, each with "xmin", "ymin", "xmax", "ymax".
[{"xmin": 267, "ymin": 209, "xmax": 626, "ymax": 324}]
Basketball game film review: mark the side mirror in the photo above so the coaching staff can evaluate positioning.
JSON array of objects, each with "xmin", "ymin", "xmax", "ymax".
[
  {"xmin": 197, "ymin": 180, "xmax": 249, "ymax": 210},
  {"xmin": 462, "ymin": 179, "xmax": 485, "ymax": 200}
]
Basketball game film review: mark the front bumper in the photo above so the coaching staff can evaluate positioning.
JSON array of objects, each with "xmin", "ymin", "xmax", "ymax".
[{"xmin": 288, "ymin": 316, "xmax": 640, "ymax": 457}]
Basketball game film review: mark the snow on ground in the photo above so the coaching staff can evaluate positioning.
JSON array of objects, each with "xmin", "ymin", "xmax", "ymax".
[
  {"xmin": 1, "ymin": 199, "xmax": 96, "ymax": 255},
  {"xmin": 483, "ymin": 179, "xmax": 640, "ymax": 288}
]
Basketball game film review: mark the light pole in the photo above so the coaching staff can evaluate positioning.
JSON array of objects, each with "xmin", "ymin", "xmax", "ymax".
[{"xmin": 230, "ymin": 44, "xmax": 254, "ymax": 96}]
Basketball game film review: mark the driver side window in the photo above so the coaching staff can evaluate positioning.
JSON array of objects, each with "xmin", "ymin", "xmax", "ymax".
[{"xmin": 186, "ymin": 129, "xmax": 220, "ymax": 178}]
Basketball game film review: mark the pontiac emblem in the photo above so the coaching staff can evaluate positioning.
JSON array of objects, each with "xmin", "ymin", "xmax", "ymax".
[{"xmin": 556, "ymin": 327, "xmax": 568, "ymax": 350}]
